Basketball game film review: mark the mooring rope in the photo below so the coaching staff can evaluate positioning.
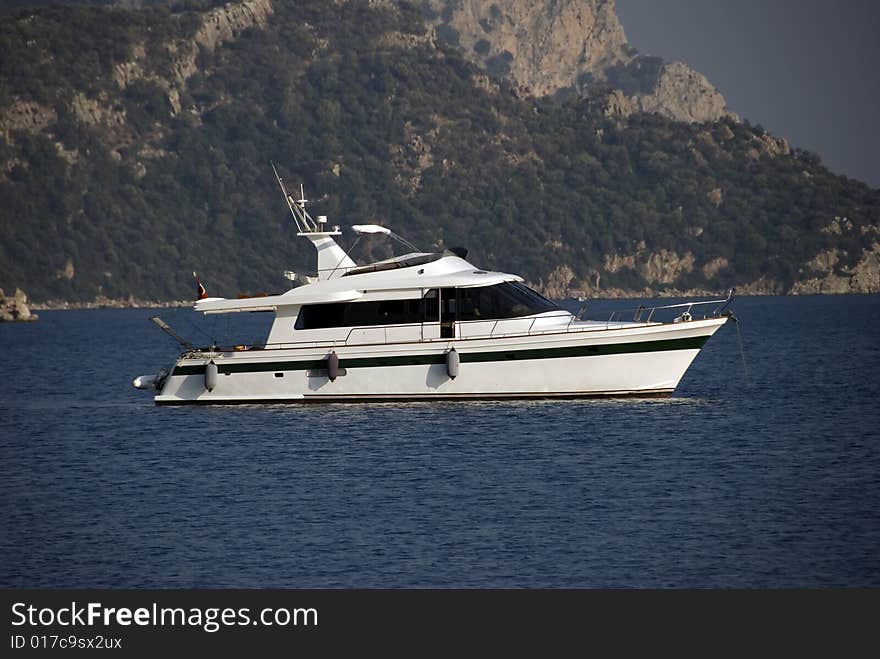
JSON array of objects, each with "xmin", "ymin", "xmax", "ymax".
[{"xmin": 731, "ymin": 314, "xmax": 752, "ymax": 388}]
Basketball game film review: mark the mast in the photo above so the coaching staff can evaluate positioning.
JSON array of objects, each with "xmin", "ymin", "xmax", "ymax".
[{"xmin": 271, "ymin": 162, "xmax": 355, "ymax": 280}]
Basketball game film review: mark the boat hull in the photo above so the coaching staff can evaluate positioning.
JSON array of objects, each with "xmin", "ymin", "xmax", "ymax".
[{"xmin": 153, "ymin": 317, "xmax": 727, "ymax": 405}]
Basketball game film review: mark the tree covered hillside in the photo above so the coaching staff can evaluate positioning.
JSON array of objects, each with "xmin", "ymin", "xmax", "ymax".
[{"xmin": 0, "ymin": 0, "xmax": 877, "ymax": 302}]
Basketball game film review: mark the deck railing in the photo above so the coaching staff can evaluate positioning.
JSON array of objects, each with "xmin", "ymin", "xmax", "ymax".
[{"xmin": 602, "ymin": 288, "xmax": 735, "ymax": 326}]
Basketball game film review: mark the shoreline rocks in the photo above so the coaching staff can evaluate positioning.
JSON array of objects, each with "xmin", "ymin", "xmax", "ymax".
[
  {"xmin": 29, "ymin": 296, "xmax": 192, "ymax": 311},
  {"xmin": 0, "ymin": 288, "xmax": 38, "ymax": 322}
]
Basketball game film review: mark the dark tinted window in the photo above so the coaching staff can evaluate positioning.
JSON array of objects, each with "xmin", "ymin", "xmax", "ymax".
[
  {"xmin": 294, "ymin": 283, "xmax": 559, "ymax": 330},
  {"xmin": 295, "ymin": 296, "xmax": 427, "ymax": 330},
  {"xmin": 455, "ymin": 282, "xmax": 559, "ymax": 321}
]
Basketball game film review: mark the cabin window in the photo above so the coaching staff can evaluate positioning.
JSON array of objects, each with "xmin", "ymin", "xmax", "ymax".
[
  {"xmin": 454, "ymin": 282, "xmax": 559, "ymax": 321},
  {"xmin": 295, "ymin": 296, "xmax": 427, "ymax": 330},
  {"xmin": 294, "ymin": 283, "xmax": 559, "ymax": 330},
  {"xmin": 423, "ymin": 288, "xmax": 439, "ymax": 320}
]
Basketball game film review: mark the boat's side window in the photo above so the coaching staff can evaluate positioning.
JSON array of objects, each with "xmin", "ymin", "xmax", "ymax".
[
  {"xmin": 423, "ymin": 289, "xmax": 439, "ymax": 322},
  {"xmin": 296, "ymin": 293, "xmax": 431, "ymax": 330},
  {"xmin": 456, "ymin": 283, "xmax": 560, "ymax": 321},
  {"xmin": 295, "ymin": 302, "xmax": 346, "ymax": 329}
]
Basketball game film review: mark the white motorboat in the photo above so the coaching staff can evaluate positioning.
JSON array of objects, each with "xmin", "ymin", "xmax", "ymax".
[{"xmin": 135, "ymin": 168, "xmax": 733, "ymax": 404}]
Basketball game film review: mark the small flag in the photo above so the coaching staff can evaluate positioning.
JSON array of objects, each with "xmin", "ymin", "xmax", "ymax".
[{"xmin": 193, "ymin": 271, "xmax": 208, "ymax": 300}]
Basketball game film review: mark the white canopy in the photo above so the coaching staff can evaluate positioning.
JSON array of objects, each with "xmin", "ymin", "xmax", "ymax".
[{"xmin": 351, "ymin": 224, "xmax": 391, "ymax": 235}]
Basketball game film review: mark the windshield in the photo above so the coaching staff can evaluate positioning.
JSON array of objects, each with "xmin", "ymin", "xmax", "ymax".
[{"xmin": 454, "ymin": 282, "xmax": 560, "ymax": 321}]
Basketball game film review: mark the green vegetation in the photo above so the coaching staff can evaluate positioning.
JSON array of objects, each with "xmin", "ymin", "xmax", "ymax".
[
  {"xmin": 0, "ymin": 0, "xmax": 877, "ymax": 301},
  {"xmin": 434, "ymin": 22, "xmax": 460, "ymax": 46}
]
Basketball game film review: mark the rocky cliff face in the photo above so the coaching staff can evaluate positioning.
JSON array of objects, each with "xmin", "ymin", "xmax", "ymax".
[
  {"xmin": 423, "ymin": 0, "xmax": 629, "ymax": 97},
  {"xmin": 533, "ymin": 236, "xmax": 880, "ymax": 299},
  {"xmin": 79, "ymin": 0, "xmax": 274, "ymax": 169},
  {"xmin": 789, "ymin": 243, "xmax": 880, "ymax": 295},
  {"xmin": 112, "ymin": 0, "xmax": 274, "ymax": 106},
  {"xmin": 603, "ymin": 242, "xmax": 696, "ymax": 285},
  {"xmin": 422, "ymin": 0, "xmax": 735, "ymax": 124},
  {"xmin": 634, "ymin": 61, "xmax": 732, "ymax": 125}
]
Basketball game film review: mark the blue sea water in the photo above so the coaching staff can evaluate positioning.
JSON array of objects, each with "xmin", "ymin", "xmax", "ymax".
[{"xmin": 0, "ymin": 294, "xmax": 878, "ymax": 588}]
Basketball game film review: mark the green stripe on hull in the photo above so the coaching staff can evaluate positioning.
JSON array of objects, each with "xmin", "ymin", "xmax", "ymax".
[{"xmin": 171, "ymin": 336, "xmax": 708, "ymax": 376}]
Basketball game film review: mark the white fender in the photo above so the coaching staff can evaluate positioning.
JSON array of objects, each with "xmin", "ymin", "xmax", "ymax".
[
  {"xmin": 205, "ymin": 360, "xmax": 218, "ymax": 391},
  {"xmin": 328, "ymin": 351, "xmax": 339, "ymax": 382},
  {"xmin": 446, "ymin": 347, "xmax": 460, "ymax": 379},
  {"xmin": 132, "ymin": 374, "xmax": 158, "ymax": 390}
]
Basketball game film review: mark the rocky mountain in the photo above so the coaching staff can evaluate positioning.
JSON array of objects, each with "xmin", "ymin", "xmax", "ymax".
[
  {"xmin": 0, "ymin": 0, "xmax": 877, "ymax": 302},
  {"xmin": 421, "ymin": 0, "xmax": 736, "ymax": 124}
]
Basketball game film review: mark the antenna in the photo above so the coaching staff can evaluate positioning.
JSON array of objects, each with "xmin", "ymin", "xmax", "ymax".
[{"xmin": 271, "ymin": 161, "xmax": 316, "ymax": 233}]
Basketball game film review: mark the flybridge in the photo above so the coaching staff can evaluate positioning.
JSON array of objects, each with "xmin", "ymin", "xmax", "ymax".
[
  {"xmin": 189, "ymin": 164, "xmax": 517, "ymax": 314},
  {"xmin": 192, "ymin": 256, "xmax": 522, "ymax": 314}
]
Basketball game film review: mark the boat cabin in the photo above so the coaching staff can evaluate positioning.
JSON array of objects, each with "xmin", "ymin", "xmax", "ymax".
[{"xmin": 294, "ymin": 280, "xmax": 561, "ymax": 338}]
